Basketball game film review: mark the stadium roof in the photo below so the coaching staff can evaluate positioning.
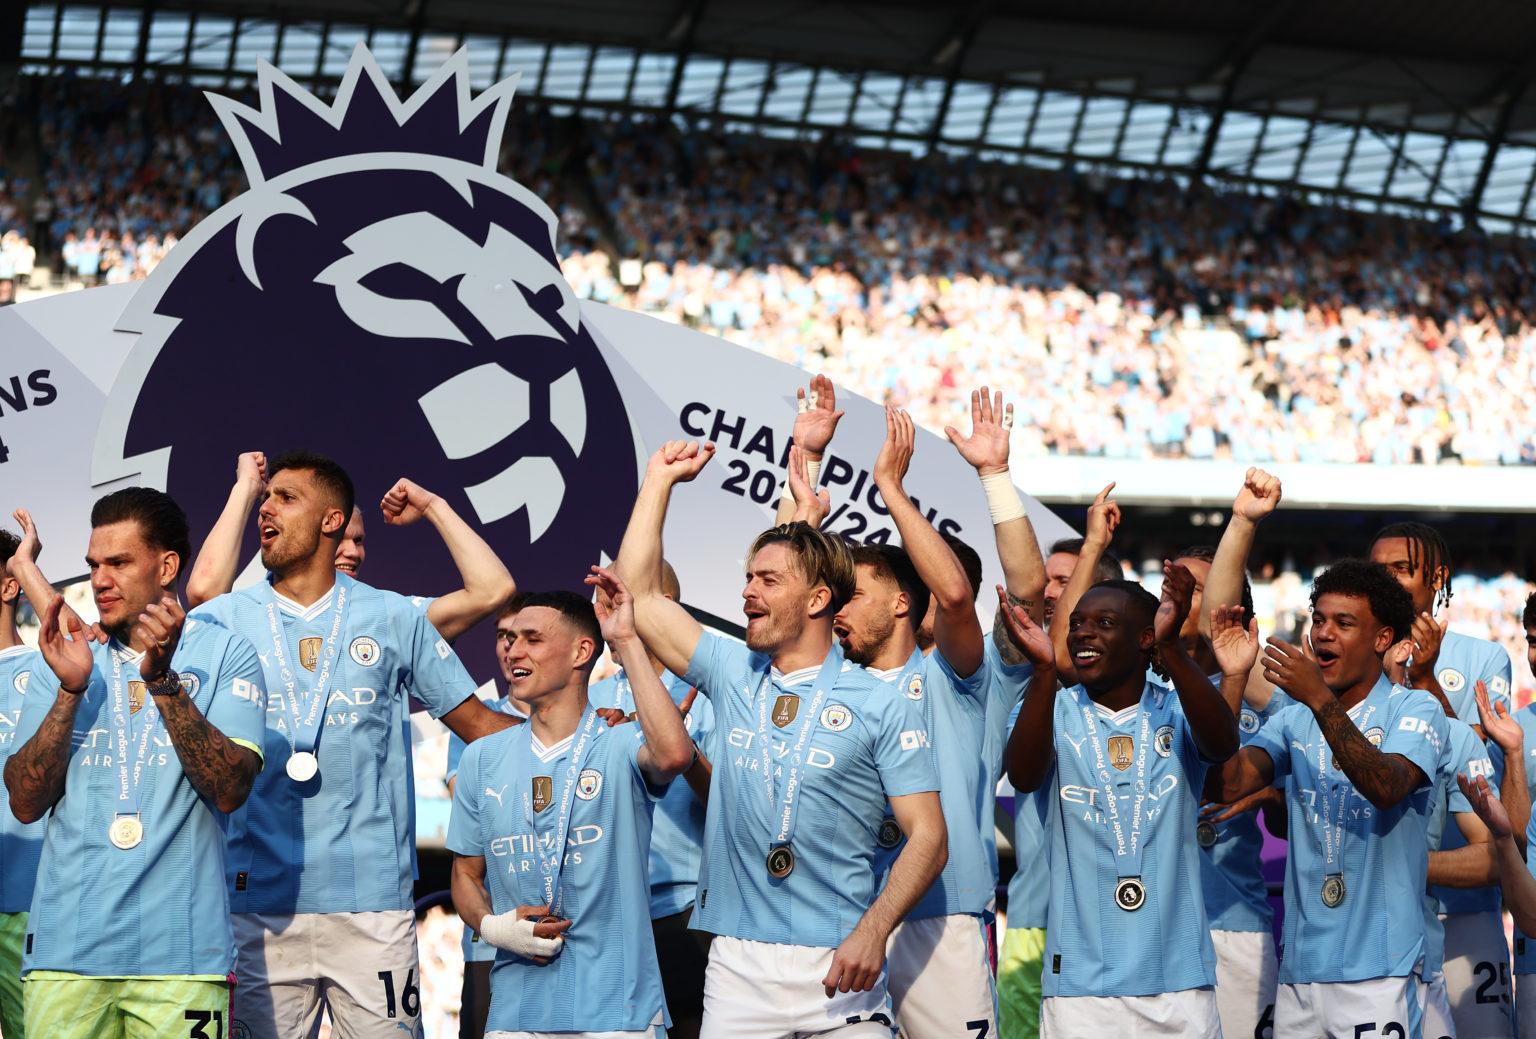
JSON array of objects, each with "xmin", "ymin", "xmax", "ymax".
[{"xmin": 21, "ymin": 0, "xmax": 1536, "ymax": 230}]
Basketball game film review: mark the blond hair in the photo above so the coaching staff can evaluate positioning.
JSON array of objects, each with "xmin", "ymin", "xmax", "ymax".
[{"xmin": 747, "ymin": 523, "xmax": 856, "ymax": 615}]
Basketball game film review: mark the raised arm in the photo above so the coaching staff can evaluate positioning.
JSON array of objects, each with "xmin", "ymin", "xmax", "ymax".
[
  {"xmin": 1156, "ymin": 562, "xmax": 1238, "ymax": 763},
  {"xmin": 5, "ymin": 509, "xmax": 59, "ymax": 620},
  {"xmin": 1264, "ymin": 639, "xmax": 1426, "ymax": 810},
  {"xmin": 1198, "ymin": 468, "xmax": 1280, "ymax": 641},
  {"xmin": 822, "ymin": 788, "xmax": 946, "ymax": 999},
  {"xmin": 134, "ymin": 598, "xmax": 261, "ymax": 813},
  {"xmin": 1460, "ymin": 775, "xmax": 1536, "ymax": 932},
  {"xmin": 587, "ymin": 565, "xmax": 693, "ymax": 784},
  {"xmin": 187, "ymin": 452, "xmax": 266, "ymax": 608},
  {"xmin": 1476, "ymin": 680, "xmax": 1529, "ymax": 853},
  {"xmin": 1048, "ymin": 482, "xmax": 1119, "ymax": 681},
  {"xmin": 999, "ymin": 592, "xmax": 1060, "ymax": 793},
  {"xmin": 4, "ymin": 597, "xmax": 97, "ymax": 822},
  {"xmin": 876, "ymin": 408, "xmax": 983, "ymax": 677},
  {"xmin": 613, "ymin": 441, "xmax": 715, "ymax": 678},
  {"xmin": 379, "ymin": 478, "xmax": 516, "ymax": 642},
  {"xmin": 945, "ymin": 387, "xmax": 1047, "ymax": 666},
  {"xmin": 776, "ymin": 374, "xmax": 843, "ymax": 526},
  {"xmin": 786, "ymin": 444, "xmax": 831, "ymax": 529}
]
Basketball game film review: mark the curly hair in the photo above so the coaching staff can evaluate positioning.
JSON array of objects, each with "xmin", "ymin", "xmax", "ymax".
[
  {"xmin": 1083, "ymin": 579, "xmax": 1168, "ymax": 679},
  {"xmin": 1310, "ymin": 559, "xmax": 1415, "ymax": 645},
  {"xmin": 1523, "ymin": 591, "xmax": 1536, "ymax": 631},
  {"xmin": 1371, "ymin": 521, "xmax": 1453, "ymax": 611}
]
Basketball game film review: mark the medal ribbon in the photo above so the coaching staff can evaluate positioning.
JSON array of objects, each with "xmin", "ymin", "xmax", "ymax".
[
  {"xmin": 753, "ymin": 649, "xmax": 844, "ymax": 850},
  {"xmin": 516, "ymin": 703, "xmax": 603, "ymax": 916},
  {"xmin": 1078, "ymin": 684, "xmax": 1153, "ymax": 880},
  {"xmin": 1314, "ymin": 701, "xmax": 1377, "ymax": 877},
  {"xmin": 258, "ymin": 578, "xmax": 350, "ymax": 756},
  {"xmin": 108, "ymin": 643, "xmax": 160, "ymax": 821}
]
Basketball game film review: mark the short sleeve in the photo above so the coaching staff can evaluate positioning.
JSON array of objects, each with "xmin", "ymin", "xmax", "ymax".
[
  {"xmin": 446, "ymin": 742, "xmax": 484, "ymax": 857},
  {"xmin": 1481, "ymin": 648, "xmax": 1515, "ymax": 714},
  {"xmin": 622, "ymin": 729, "xmax": 670, "ymax": 803},
  {"xmin": 12, "ymin": 651, "xmax": 65, "ymax": 746},
  {"xmin": 399, "ymin": 605, "xmax": 477, "ymax": 718},
  {"xmin": 1246, "ymin": 707, "xmax": 1291, "ymax": 782},
  {"xmin": 1381, "ymin": 690, "xmax": 1450, "ymax": 788},
  {"xmin": 683, "ymin": 632, "xmax": 754, "ymax": 706},
  {"xmin": 200, "ymin": 630, "xmax": 268, "ymax": 763},
  {"xmin": 930, "ymin": 648, "xmax": 987, "ymax": 703},
  {"xmin": 984, "ymin": 637, "xmax": 1034, "ymax": 714},
  {"xmin": 871, "ymin": 694, "xmax": 940, "ymax": 798},
  {"xmin": 446, "ymin": 733, "xmax": 467, "ymax": 785}
]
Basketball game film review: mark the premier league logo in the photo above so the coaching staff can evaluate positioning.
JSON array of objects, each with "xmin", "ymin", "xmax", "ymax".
[{"xmin": 93, "ymin": 46, "xmax": 637, "ymax": 603}]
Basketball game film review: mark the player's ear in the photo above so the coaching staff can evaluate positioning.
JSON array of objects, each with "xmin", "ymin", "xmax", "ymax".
[
  {"xmin": 1373, "ymin": 624, "xmax": 1395, "ymax": 655},
  {"xmin": 892, "ymin": 588, "xmax": 911, "ymax": 620},
  {"xmin": 0, "ymin": 575, "xmax": 17, "ymax": 605},
  {"xmin": 572, "ymin": 634, "xmax": 597, "ymax": 671},
  {"xmin": 159, "ymin": 550, "xmax": 181, "ymax": 592},
  {"xmin": 320, "ymin": 506, "xmax": 347, "ymax": 536},
  {"xmin": 807, "ymin": 583, "xmax": 832, "ymax": 618}
]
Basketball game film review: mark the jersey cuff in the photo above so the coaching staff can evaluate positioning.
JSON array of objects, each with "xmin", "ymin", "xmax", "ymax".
[{"xmin": 231, "ymin": 738, "xmax": 265, "ymax": 769}]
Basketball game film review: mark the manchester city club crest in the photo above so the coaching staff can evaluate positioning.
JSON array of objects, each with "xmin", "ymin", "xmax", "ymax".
[
  {"xmin": 179, "ymin": 672, "xmax": 201, "ymax": 698},
  {"xmin": 13, "ymin": 670, "xmax": 29, "ymax": 695},
  {"xmin": 531, "ymin": 775, "xmax": 554, "ymax": 813},
  {"xmin": 92, "ymin": 47, "xmax": 639, "ymax": 613},
  {"xmin": 905, "ymin": 674, "xmax": 924, "ymax": 701},
  {"xmin": 576, "ymin": 769, "xmax": 602, "ymax": 800},
  {"xmin": 1154, "ymin": 725, "xmax": 1175, "ymax": 757},
  {"xmin": 1238, "ymin": 708, "xmax": 1260, "ymax": 734},
  {"xmin": 1438, "ymin": 668, "xmax": 1466, "ymax": 693},
  {"xmin": 298, "ymin": 637, "xmax": 324, "ymax": 672},
  {"xmin": 349, "ymin": 636, "xmax": 380, "ymax": 666},
  {"xmin": 772, "ymin": 694, "xmax": 799, "ymax": 728},
  {"xmin": 820, "ymin": 704, "xmax": 852, "ymax": 731},
  {"xmin": 1108, "ymin": 735, "xmax": 1134, "ymax": 771}
]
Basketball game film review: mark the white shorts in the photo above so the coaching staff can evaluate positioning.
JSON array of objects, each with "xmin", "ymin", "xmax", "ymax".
[
  {"xmin": 1416, "ymin": 968, "xmax": 1454, "ymax": 1039},
  {"xmin": 1212, "ymin": 929, "xmax": 1278, "ymax": 1039},
  {"xmin": 1440, "ymin": 911, "xmax": 1515, "ymax": 1036},
  {"xmin": 1517, "ymin": 971, "xmax": 1536, "ymax": 1039},
  {"xmin": 231, "ymin": 910, "xmax": 421, "ymax": 1039},
  {"xmin": 1276, "ymin": 976, "xmax": 1422, "ymax": 1039},
  {"xmin": 488, "ymin": 1026, "xmax": 662, "ymax": 1039},
  {"xmin": 1039, "ymin": 987, "xmax": 1220, "ymax": 1038},
  {"xmin": 702, "ymin": 935, "xmax": 895, "ymax": 1039},
  {"xmin": 886, "ymin": 914, "xmax": 996, "ymax": 1039}
]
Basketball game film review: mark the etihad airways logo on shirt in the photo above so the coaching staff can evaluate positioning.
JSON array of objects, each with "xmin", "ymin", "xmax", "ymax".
[
  {"xmin": 488, "ymin": 825, "xmax": 604, "ymax": 871},
  {"xmin": 726, "ymin": 728, "xmax": 836, "ymax": 771}
]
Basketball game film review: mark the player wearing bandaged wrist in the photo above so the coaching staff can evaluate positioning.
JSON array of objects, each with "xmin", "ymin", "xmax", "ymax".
[
  {"xmin": 448, "ymin": 568, "xmax": 693, "ymax": 1038},
  {"xmin": 1207, "ymin": 559, "xmax": 1447, "ymax": 1039},
  {"xmin": 3, "ymin": 490, "xmax": 266, "ymax": 1039}
]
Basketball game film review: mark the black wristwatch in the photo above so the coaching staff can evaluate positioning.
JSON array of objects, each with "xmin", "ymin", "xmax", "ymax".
[{"xmin": 145, "ymin": 668, "xmax": 184, "ymax": 697}]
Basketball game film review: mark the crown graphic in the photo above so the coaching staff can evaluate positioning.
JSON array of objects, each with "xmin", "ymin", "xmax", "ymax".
[{"xmin": 207, "ymin": 43, "xmax": 520, "ymax": 185}]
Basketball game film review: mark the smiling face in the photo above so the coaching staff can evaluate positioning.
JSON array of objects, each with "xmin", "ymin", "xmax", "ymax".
[
  {"xmin": 499, "ymin": 605, "xmax": 594, "ymax": 707},
  {"xmin": 334, "ymin": 507, "xmax": 366, "ymax": 576},
  {"xmin": 833, "ymin": 563, "xmax": 903, "ymax": 666},
  {"xmin": 742, "ymin": 541, "xmax": 825, "ymax": 654},
  {"xmin": 1308, "ymin": 592, "xmax": 1393, "ymax": 694},
  {"xmin": 1066, "ymin": 586, "xmax": 1153, "ymax": 691},
  {"xmin": 1369, "ymin": 536, "xmax": 1442, "ymax": 615},
  {"xmin": 1043, "ymin": 551, "xmax": 1077, "ymax": 625},
  {"xmin": 257, "ymin": 467, "xmax": 345, "ymax": 575},
  {"xmin": 88, "ymin": 520, "xmax": 177, "ymax": 641}
]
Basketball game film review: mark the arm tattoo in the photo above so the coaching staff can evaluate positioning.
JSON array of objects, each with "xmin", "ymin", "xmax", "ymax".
[
  {"xmin": 1313, "ymin": 698, "xmax": 1422, "ymax": 810},
  {"xmin": 2, "ymin": 689, "xmax": 86, "ymax": 823},
  {"xmin": 991, "ymin": 605, "xmax": 1029, "ymax": 667},
  {"xmin": 154, "ymin": 689, "xmax": 259, "ymax": 813}
]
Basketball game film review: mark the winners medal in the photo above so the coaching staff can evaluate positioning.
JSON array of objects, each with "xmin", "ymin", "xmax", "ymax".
[
  {"xmin": 1114, "ymin": 877, "xmax": 1146, "ymax": 912},
  {"xmin": 877, "ymin": 818, "xmax": 904, "ymax": 849},
  {"xmin": 1196, "ymin": 821, "xmax": 1218, "ymax": 848},
  {"xmin": 766, "ymin": 845, "xmax": 796, "ymax": 879},
  {"xmin": 1321, "ymin": 873, "xmax": 1346, "ymax": 908},
  {"xmin": 286, "ymin": 751, "xmax": 319, "ymax": 782},
  {"xmin": 109, "ymin": 815, "xmax": 144, "ymax": 850}
]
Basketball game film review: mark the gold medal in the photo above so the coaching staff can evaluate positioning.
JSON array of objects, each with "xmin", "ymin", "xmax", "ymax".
[{"xmin": 109, "ymin": 815, "xmax": 143, "ymax": 850}]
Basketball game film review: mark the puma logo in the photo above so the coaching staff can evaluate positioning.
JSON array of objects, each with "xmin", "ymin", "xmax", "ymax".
[{"xmin": 485, "ymin": 785, "xmax": 506, "ymax": 805}]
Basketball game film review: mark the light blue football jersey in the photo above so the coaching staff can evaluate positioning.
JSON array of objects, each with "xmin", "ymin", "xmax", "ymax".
[
  {"xmin": 1492, "ymin": 703, "xmax": 1536, "ymax": 975},
  {"xmin": 447, "ymin": 716, "xmax": 670, "ymax": 1033},
  {"xmin": 447, "ymin": 694, "xmax": 527, "ymax": 964},
  {"xmin": 1420, "ymin": 718, "xmax": 1488, "ymax": 975},
  {"xmin": 683, "ymin": 633, "xmax": 939, "ymax": 947},
  {"xmin": 22, "ymin": 622, "xmax": 266, "ymax": 976},
  {"xmin": 1431, "ymin": 629, "xmax": 1513, "ymax": 722},
  {"xmin": 995, "ymin": 642, "xmax": 1048, "ymax": 932},
  {"xmin": 591, "ymin": 667, "xmax": 714, "ymax": 920},
  {"xmin": 1247, "ymin": 675, "xmax": 1446, "ymax": 984},
  {"xmin": 982, "ymin": 637, "xmax": 1033, "ymax": 897},
  {"xmin": 1035, "ymin": 679, "xmax": 1221, "ymax": 998},
  {"xmin": 0, "ymin": 646, "xmax": 49, "ymax": 914},
  {"xmin": 1199, "ymin": 692, "xmax": 1291, "ymax": 934},
  {"xmin": 1429, "ymin": 718, "xmax": 1499, "ymax": 919},
  {"xmin": 192, "ymin": 572, "xmax": 477, "ymax": 914},
  {"xmin": 870, "ymin": 649, "xmax": 994, "ymax": 919}
]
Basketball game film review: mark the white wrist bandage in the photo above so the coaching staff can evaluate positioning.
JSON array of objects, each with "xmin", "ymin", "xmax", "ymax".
[
  {"xmin": 782, "ymin": 460, "xmax": 822, "ymax": 503},
  {"xmin": 980, "ymin": 470, "xmax": 1026, "ymax": 524},
  {"xmin": 479, "ymin": 913, "xmax": 564, "ymax": 958}
]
